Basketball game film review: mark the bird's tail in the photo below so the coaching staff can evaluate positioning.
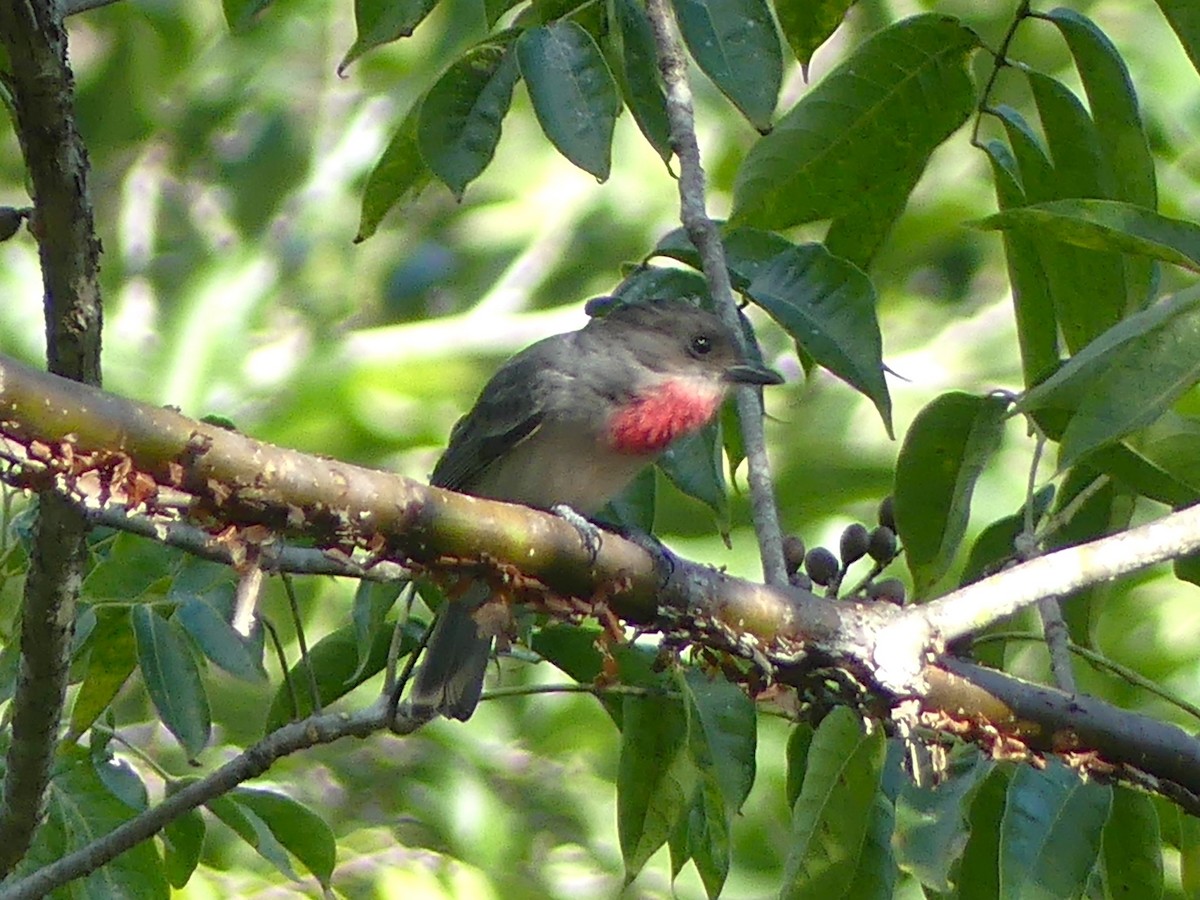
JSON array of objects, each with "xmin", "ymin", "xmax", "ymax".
[{"xmin": 408, "ymin": 581, "xmax": 493, "ymax": 721}]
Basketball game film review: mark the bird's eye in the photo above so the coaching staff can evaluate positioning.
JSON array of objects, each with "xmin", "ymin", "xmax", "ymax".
[{"xmin": 690, "ymin": 334, "xmax": 713, "ymax": 356}]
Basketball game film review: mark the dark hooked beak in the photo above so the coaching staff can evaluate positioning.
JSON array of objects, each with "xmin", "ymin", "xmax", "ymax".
[{"xmin": 724, "ymin": 363, "xmax": 784, "ymax": 386}]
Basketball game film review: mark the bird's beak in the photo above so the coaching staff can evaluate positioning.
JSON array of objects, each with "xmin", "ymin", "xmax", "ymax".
[{"xmin": 724, "ymin": 363, "xmax": 784, "ymax": 386}]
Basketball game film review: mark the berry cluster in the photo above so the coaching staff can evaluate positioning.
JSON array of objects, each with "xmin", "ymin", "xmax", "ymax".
[{"xmin": 782, "ymin": 497, "xmax": 905, "ymax": 603}]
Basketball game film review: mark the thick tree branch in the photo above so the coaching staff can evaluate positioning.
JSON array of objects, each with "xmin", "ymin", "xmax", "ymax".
[
  {"xmin": 3, "ymin": 356, "xmax": 1200, "ymax": 813},
  {"xmin": 644, "ymin": 0, "xmax": 788, "ymax": 587},
  {"xmin": 0, "ymin": 0, "xmax": 103, "ymax": 875}
]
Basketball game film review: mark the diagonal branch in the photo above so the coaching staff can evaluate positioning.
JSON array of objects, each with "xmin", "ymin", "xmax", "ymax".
[{"xmin": 0, "ymin": 0, "xmax": 104, "ymax": 876}]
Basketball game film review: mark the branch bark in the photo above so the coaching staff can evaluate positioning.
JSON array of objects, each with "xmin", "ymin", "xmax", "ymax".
[{"xmin": 0, "ymin": 0, "xmax": 103, "ymax": 875}]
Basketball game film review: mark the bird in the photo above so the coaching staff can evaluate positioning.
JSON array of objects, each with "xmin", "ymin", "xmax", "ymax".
[{"xmin": 407, "ymin": 297, "xmax": 782, "ymax": 720}]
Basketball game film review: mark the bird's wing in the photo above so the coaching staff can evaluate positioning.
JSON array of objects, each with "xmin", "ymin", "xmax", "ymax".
[{"xmin": 430, "ymin": 350, "xmax": 549, "ymax": 491}]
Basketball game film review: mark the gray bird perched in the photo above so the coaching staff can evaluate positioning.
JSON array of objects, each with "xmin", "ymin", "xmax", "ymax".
[{"xmin": 408, "ymin": 297, "xmax": 781, "ymax": 721}]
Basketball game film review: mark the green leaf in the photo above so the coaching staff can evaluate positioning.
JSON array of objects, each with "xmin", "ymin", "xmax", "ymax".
[
  {"xmin": 1018, "ymin": 285, "xmax": 1200, "ymax": 468},
  {"xmin": 842, "ymin": 792, "xmax": 896, "ymax": 900},
  {"xmin": 773, "ymin": 0, "xmax": 853, "ymax": 71},
  {"xmin": 613, "ymin": 264, "xmax": 710, "ymax": 304},
  {"xmin": 974, "ymin": 200, "xmax": 1200, "ymax": 274},
  {"xmin": 352, "ymin": 579, "xmax": 406, "ymax": 682},
  {"xmin": 959, "ymin": 485, "xmax": 1055, "ymax": 588},
  {"xmin": 222, "ymin": 0, "xmax": 273, "ymax": 31},
  {"xmin": 1101, "ymin": 787, "xmax": 1163, "ymax": 900},
  {"xmin": 611, "ymin": 0, "xmax": 672, "ymax": 160},
  {"xmin": 207, "ymin": 792, "xmax": 299, "ymax": 881},
  {"xmin": 784, "ymin": 722, "xmax": 814, "ymax": 809},
  {"xmin": 999, "ymin": 762, "xmax": 1111, "ymax": 900},
  {"xmin": 658, "ymin": 420, "xmax": 729, "ymax": 532},
  {"xmin": 132, "ymin": 605, "xmax": 211, "ymax": 759},
  {"xmin": 955, "ymin": 767, "xmax": 1008, "ymax": 900},
  {"xmin": 176, "ymin": 592, "xmax": 268, "ymax": 683},
  {"xmin": 485, "ymin": 0, "xmax": 524, "ymax": 27},
  {"xmin": 162, "ymin": 806, "xmax": 205, "ymax": 888},
  {"xmin": 13, "ymin": 747, "xmax": 170, "ymax": 899},
  {"xmin": 340, "ymin": 0, "xmax": 439, "ymax": 72},
  {"xmin": 603, "ymin": 465, "xmax": 657, "ymax": 534},
  {"xmin": 617, "ymin": 693, "xmax": 694, "ymax": 882},
  {"xmin": 670, "ymin": 0, "xmax": 781, "ymax": 131},
  {"xmin": 517, "ymin": 22, "xmax": 621, "ymax": 180},
  {"xmin": 265, "ymin": 620, "xmax": 419, "ymax": 732},
  {"xmin": 356, "ymin": 104, "xmax": 431, "ymax": 242},
  {"xmin": 651, "ymin": 224, "xmax": 794, "ymax": 291},
  {"xmin": 1044, "ymin": 10, "xmax": 1155, "ymax": 211},
  {"xmin": 418, "ymin": 44, "xmax": 521, "ymax": 199},
  {"xmin": 731, "ymin": 14, "xmax": 977, "ymax": 231},
  {"xmin": 84, "ymin": 532, "xmax": 178, "ymax": 600},
  {"xmin": 69, "ymin": 606, "xmax": 138, "ymax": 739},
  {"xmin": 746, "ymin": 243, "xmax": 892, "ymax": 436},
  {"xmin": 892, "ymin": 747, "xmax": 993, "ymax": 891},
  {"xmin": 894, "ymin": 392, "xmax": 1008, "ymax": 593},
  {"xmin": 780, "ymin": 706, "xmax": 886, "ymax": 899},
  {"xmin": 980, "ymin": 139, "xmax": 1061, "ymax": 387},
  {"xmin": 1155, "ymin": 0, "xmax": 1200, "ymax": 77},
  {"xmin": 1182, "ymin": 809, "xmax": 1200, "ymax": 896},
  {"xmin": 235, "ymin": 788, "xmax": 338, "ymax": 887}
]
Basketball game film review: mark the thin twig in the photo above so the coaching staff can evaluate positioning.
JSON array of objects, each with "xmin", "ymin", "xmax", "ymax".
[
  {"xmin": 261, "ymin": 618, "xmax": 300, "ymax": 723},
  {"xmin": 970, "ymin": 0, "xmax": 1033, "ymax": 148},
  {"xmin": 281, "ymin": 574, "xmax": 321, "ymax": 715},
  {"xmin": 643, "ymin": 0, "xmax": 787, "ymax": 586}
]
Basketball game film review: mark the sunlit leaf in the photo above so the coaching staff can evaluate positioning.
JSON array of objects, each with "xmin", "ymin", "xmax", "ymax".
[
  {"xmin": 517, "ymin": 22, "xmax": 621, "ymax": 180},
  {"xmin": 671, "ymin": 0, "xmax": 781, "ymax": 131},
  {"xmin": 731, "ymin": 15, "xmax": 977, "ymax": 231}
]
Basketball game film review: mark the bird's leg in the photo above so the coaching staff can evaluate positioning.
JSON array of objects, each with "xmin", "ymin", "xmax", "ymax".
[{"xmin": 551, "ymin": 503, "xmax": 604, "ymax": 564}]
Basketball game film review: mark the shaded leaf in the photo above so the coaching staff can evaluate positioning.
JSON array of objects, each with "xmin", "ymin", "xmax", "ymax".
[
  {"xmin": 746, "ymin": 243, "xmax": 891, "ymax": 435},
  {"xmin": 356, "ymin": 105, "xmax": 431, "ymax": 242},
  {"xmin": 1101, "ymin": 787, "xmax": 1163, "ymax": 900},
  {"xmin": 671, "ymin": 0, "xmax": 781, "ymax": 131},
  {"xmin": 894, "ymin": 392, "xmax": 1008, "ymax": 592},
  {"xmin": 1155, "ymin": 0, "xmax": 1200, "ymax": 77},
  {"xmin": 658, "ymin": 420, "xmax": 729, "ymax": 531},
  {"xmin": 618, "ymin": 693, "xmax": 693, "ymax": 881},
  {"xmin": 418, "ymin": 43, "xmax": 521, "ymax": 199},
  {"xmin": 842, "ymin": 792, "xmax": 896, "ymax": 900},
  {"xmin": 611, "ymin": 0, "xmax": 672, "ymax": 160},
  {"xmin": 780, "ymin": 706, "xmax": 886, "ymax": 898},
  {"xmin": 784, "ymin": 722, "xmax": 814, "ymax": 809},
  {"xmin": 773, "ymin": 0, "xmax": 853, "ymax": 71},
  {"xmin": 69, "ymin": 606, "xmax": 138, "ymax": 740},
  {"xmin": 207, "ymin": 793, "xmax": 299, "ymax": 881},
  {"xmin": 955, "ymin": 767, "xmax": 1008, "ymax": 900},
  {"xmin": 959, "ymin": 485, "xmax": 1056, "ymax": 588},
  {"xmin": 235, "ymin": 788, "xmax": 338, "ymax": 887},
  {"xmin": 340, "ymin": 0, "xmax": 439, "ymax": 73},
  {"xmin": 1000, "ymin": 762, "xmax": 1111, "ymax": 900},
  {"xmin": 612, "ymin": 264, "xmax": 710, "ymax": 305},
  {"xmin": 731, "ymin": 15, "xmax": 977, "ymax": 231},
  {"xmin": 517, "ymin": 22, "xmax": 621, "ymax": 180},
  {"xmin": 974, "ymin": 200, "xmax": 1200, "ymax": 274},
  {"xmin": 651, "ymin": 224, "xmax": 794, "ymax": 290},
  {"xmin": 177, "ymin": 593, "xmax": 268, "ymax": 683},
  {"xmin": 602, "ymin": 465, "xmax": 657, "ymax": 535},
  {"xmin": 222, "ymin": 0, "xmax": 273, "ymax": 31},
  {"xmin": 132, "ymin": 606, "xmax": 211, "ymax": 758},
  {"xmin": 352, "ymin": 579, "xmax": 406, "ymax": 682},
  {"xmin": 162, "ymin": 805, "xmax": 206, "ymax": 889}
]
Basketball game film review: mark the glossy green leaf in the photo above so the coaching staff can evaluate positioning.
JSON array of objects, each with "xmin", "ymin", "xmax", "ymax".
[
  {"xmin": 731, "ymin": 15, "xmax": 977, "ymax": 230},
  {"xmin": 176, "ymin": 593, "xmax": 268, "ymax": 683},
  {"xmin": 132, "ymin": 605, "xmax": 211, "ymax": 759},
  {"xmin": 13, "ymin": 747, "xmax": 170, "ymax": 899},
  {"xmin": 746, "ymin": 243, "xmax": 891, "ymax": 435},
  {"xmin": 352, "ymin": 579, "xmax": 406, "ymax": 682},
  {"xmin": 162, "ymin": 806, "xmax": 206, "ymax": 889},
  {"xmin": 265, "ymin": 620, "xmax": 419, "ymax": 732},
  {"xmin": 617, "ymin": 693, "xmax": 694, "ymax": 881},
  {"xmin": 356, "ymin": 104, "xmax": 431, "ymax": 242},
  {"xmin": 611, "ymin": 0, "xmax": 672, "ymax": 160},
  {"xmin": 1101, "ymin": 787, "xmax": 1163, "ymax": 899},
  {"xmin": 1155, "ymin": 0, "xmax": 1200, "ymax": 76},
  {"xmin": 418, "ymin": 44, "xmax": 520, "ymax": 199},
  {"xmin": 981, "ymin": 140, "xmax": 1060, "ymax": 387},
  {"xmin": 517, "ymin": 22, "xmax": 621, "ymax": 180},
  {"xmin": 773, "ymin": 0, "xmax": 853, "ymax": 71},
  {"xmin": 1020, "ymin": 285, "xmax": 1200, "ymax": 468},
  {"xmin": 235, "ymin": 788, "xmax": 337, "ymax": 887},
  {"xmin": 780, "ymin": 706, "xmax": 886, "ymax": 899},
  {"xmin": 893, "ymin": 747, "xmax": 992, "ymax": 891},
  {"xmin": 69, "ymin": 607, "xmax": 138, "ymax": 740},
  {"xmin": 975, "ymin": 200, "xmax": 1200, "ymax": 274},
  {"xmin": 670, "ymin": 0, "xmax": 781, "ymax": 131},
  {"xmin": 999, "ymin": 762, "xmax": 1111, "ymax": 900},
  {"xmin": 340, "ymin": 0, "xmax": 439, "ymax": 72},
  {"xmin": 894, "ymin": 392, "xmax": 1008, "ymax": 592},
  {"xmin": 658, "ymin": 420, "xmax": 729, "ymax": 531}
]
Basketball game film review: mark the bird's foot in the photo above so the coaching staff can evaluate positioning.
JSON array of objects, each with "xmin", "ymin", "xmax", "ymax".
[
  {"xmin": 619, "ymin": 528, "xmax": 678, "ymax": 589},
  {"xmin": 551, "ymin": 504, "xmax": 604, "ymax": 564}
]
